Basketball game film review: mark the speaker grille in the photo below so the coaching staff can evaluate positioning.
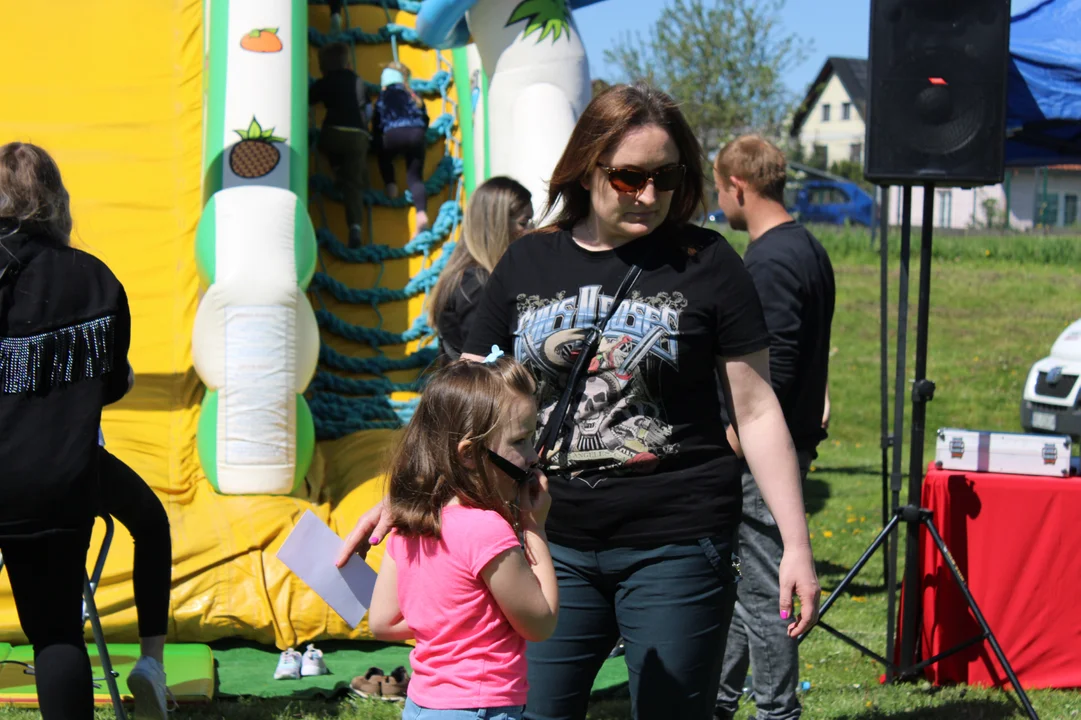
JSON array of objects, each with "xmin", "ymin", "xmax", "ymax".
[{"xmin": 865, "ymin": 0, "xmax": 1011, "ymax": 187}]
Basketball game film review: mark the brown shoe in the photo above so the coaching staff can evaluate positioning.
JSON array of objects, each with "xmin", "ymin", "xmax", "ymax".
[
  {"xmin": 349, "ymin": 667, "xmax": 384, "ymax": 698},
  {"xmin": 379, "ymin": 666, "xmax": 410, "ymax": 702}
]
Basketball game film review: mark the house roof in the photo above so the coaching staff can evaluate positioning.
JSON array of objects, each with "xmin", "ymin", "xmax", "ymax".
[{"xmin": 789, "ymin": 56, "xmax": 869, "ymax": 137}]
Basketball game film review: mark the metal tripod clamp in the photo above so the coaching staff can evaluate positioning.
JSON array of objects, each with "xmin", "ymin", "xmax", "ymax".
[{"xmin": 912, "ymin": 378, "xmax": 936, "ymax": 403}]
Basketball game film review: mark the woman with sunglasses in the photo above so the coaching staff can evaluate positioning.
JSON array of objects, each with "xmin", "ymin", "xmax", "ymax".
[
  {"xmin": 428, "ymin": 176, "xmax": 533, "ymax": 363},
  {"xmin": 339, "ymin": 84, "xmax": 819, "ymax": 720}
]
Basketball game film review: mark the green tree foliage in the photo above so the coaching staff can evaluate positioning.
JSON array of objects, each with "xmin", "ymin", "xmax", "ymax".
[{"xmin": 603, "ymin": 0, "xmax": 810, "ymax": 153}]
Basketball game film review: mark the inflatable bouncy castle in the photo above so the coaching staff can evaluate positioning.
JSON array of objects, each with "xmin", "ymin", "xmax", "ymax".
[{"xmin": 0, "ymin": 0, "xmax": 602, "ymax": 706}]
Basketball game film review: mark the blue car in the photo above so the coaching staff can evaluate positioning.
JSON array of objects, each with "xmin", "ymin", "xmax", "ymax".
[{"xmin": 707, "ymin": 179, "xmax": 874, "ymax": 227}]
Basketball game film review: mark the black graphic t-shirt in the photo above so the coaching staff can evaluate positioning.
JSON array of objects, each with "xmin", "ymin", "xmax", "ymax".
[{"xmin": 463, "ymin": 225, "xmax": 770, "ymax": 549}]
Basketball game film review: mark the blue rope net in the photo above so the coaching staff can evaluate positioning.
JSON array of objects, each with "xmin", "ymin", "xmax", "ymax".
[{"xmin": 307, "ymin": 0, "xmax": 463, "ymax": 440}]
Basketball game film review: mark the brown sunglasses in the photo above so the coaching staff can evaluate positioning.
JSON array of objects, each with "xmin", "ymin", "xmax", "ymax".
[{"xmin": 598, "ymin": 163, "xmax": 685, "ymax": 194}]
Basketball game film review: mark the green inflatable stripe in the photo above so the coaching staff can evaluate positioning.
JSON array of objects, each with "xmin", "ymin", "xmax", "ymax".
[
  {"xmin": 197, "ymin": 388, "xmax": 220, "ymax": 493},
  {"xmin": 290, "ymin": 0, "xmax": 308, "ymax": 202},
  {"xmin": 295, "ymin": 393, "xmax": 315, "ymax": 492},
  {"xmin": 203, "ymin": 0, "xmax": 230, "ymax": 201},
  {"xmin": 451, "ymin": 47, "xmax": 477, "ymax": 198},
  {"xmin": 195, "ymin": 194, "xmax": 216, "ymax": 287},
  {"xmin": 294, "ymin": 196, "xmax": 317, "ymax": 290}
]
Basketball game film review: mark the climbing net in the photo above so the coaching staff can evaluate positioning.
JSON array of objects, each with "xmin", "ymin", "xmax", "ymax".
[{"xmin": 307, "ymin": 0, "xmax": 464, "ymax": 440}]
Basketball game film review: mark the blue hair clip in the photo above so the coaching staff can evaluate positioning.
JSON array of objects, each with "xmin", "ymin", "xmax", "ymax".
[{"xmin": 483, "ymin": 345, "xmax": 504, "ymax": 364}]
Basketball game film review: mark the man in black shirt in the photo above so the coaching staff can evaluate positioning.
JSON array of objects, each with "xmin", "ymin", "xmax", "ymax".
[
  {"xmin": 712, "ymin": 136, "xmax": 835, "ymax": 720},
  {"xmin": 310, "ymin": 42, "xmax": 372, "ymax": 247}
]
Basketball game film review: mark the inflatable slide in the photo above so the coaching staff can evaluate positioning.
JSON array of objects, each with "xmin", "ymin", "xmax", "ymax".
[{"xmin": 0, "ymin": 0, "xmax": 593, "ymax": 706}]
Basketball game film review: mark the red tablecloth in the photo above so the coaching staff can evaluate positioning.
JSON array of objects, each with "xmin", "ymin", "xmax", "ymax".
[{"xmin": 917, "ymin": 466, "xmax": 1081, "ymax": 689}]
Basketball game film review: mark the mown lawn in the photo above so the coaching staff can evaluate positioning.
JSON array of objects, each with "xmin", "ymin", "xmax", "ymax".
[{"xmin": 3, "ymin": 229, "xmax": 1081, "ymax": 718}]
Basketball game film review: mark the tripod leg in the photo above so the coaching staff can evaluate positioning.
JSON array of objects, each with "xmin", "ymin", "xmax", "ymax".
[
  {"xmin": 799, "ymin": 513, "xmax": 902, "ymax": 644},
  {"xmin": 923, "ymin": 518, "xmax": 1040, "ymax": 720}
]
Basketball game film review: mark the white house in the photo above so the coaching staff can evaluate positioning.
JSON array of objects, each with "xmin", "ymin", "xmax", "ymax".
[{"xmin": 790, "ymin": 57, "xmax": 1081, "ymax": 230}]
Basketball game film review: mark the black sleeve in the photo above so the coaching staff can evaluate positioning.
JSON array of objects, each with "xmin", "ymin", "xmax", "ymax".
[
  {"xmin": 712, "ymin": 241, "xmax": 771, "ymax": 358},
  {"xmin": 461, "ymin": 257, "xmax": 514, "ymax": 357},
  {"xmin": 309, "ymin": 78, "xmax": 324, "ymax": 107},
  {"xmin": 104, "ymin": 284, "xmax": 132, "ymax": 406},
  {"xmin": 745, "ymin": 255, "xmax": 803, "ymax": 401}
]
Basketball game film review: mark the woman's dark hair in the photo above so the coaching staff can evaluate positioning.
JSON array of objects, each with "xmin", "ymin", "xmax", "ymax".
[
  {"xmin": 0, "ymin": 142, "xmax": 73, "ymax": 244},
  {"xmin": 386, "ymin": 357, "xmax": 536, "ymax": 538},
  {"xmin": 427, "ymin": 176, "xmax": 532, "ymax": 326},
  {"xmin": 543, "ymin": 83, "xmax": 705, "ymax": 231}
]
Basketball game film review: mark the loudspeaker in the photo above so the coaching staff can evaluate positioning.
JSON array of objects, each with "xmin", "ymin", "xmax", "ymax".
[{"xmin": 864, "ymin": 0, "xmax": 1011, "ymax": 187}]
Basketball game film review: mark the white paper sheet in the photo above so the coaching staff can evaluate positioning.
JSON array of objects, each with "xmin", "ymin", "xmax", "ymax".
[{"xmin": 276, "ymin": 510, "xmax": 378, "ymax": 628}]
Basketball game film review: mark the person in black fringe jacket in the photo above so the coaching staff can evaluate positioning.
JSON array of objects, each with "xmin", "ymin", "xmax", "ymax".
[{"xmin": 0, "ymin": 142, "xmax": 133, "ymax": 719}]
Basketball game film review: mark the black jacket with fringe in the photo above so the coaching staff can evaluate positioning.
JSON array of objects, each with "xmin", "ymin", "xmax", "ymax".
[{"xmin": 0, "ymin": 222, "xmax": 130, "ymax": 539}]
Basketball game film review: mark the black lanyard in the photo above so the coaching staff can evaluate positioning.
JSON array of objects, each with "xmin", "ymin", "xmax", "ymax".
[{"xmin": 534, "ymin": 261, "xmax": 645, "ymax": 464}]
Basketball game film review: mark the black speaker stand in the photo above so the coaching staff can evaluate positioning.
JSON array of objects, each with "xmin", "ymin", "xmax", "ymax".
[{"xmin": 799, "ymin": 185, "xmax": 1039, "ymax": 720}]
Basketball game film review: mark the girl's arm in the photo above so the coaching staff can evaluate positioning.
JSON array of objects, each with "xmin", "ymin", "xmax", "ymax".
[
  {"xmin": 482, "ymin": 534, "xmax": 558, "ymax": 642},
  {"xmin": 367, "ymin": 553, "xmax": 413, "ymax": 641},
  {"xmin": 719, "ymin": 349, "xmax": 820, "ymax": 637},
  {"xmin": 481, "ymin": 474, "xmax": 558, "ymax": 642}
]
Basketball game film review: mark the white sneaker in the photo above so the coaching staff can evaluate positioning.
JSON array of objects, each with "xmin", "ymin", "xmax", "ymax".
[
  {"xmin": 127, "ymin": 656, "xmax": 168, "ymax": 720},
  {"xmin": 273, "ymin": 648, "xmax": 302, "ymax": 680},
  {"xmin": 300, "ymin": 644, "xmax": 328, "ymax": 677}
]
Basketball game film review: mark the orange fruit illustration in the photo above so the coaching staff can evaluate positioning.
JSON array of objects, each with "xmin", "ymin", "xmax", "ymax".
[
  {"xmin": 240, "ymin": 28, "xmax": 283, "ymax": 53},
  {"xmin": 229, "ymin": 118, "xmax": 286, "ymax": 178}
]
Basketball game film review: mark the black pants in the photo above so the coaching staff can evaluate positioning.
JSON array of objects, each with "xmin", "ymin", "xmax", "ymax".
[
  {"xmin": 99, "ymin": 446, "xmax": 172, "ymax": 638},
  {"xmin": 319, "ymin": 126, "xmax": 371, "ymax": 231},
  {"xmin": 376, "ymin": 126, "xmax": 427, "ymax": 213},
  {"xmin": 2, "ymin": 526, "xmax": 95, "ymax": 719}
]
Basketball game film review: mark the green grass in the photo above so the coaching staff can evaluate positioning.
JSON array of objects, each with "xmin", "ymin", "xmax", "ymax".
[{"xmin": 3, "ymin": 228, "xmax": 1081, "ymax": 718}]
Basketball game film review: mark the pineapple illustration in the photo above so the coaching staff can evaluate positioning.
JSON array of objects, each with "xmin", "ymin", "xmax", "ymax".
[{"xmin": 229, "ymin": 117, "xmax": 287, "ymax": 178}]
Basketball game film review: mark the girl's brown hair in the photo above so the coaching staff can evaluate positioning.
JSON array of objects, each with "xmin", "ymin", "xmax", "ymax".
[
  {"xmin": 386, "ymin": 357, "xmax": 536, "ymax": 537},
  {"xmin": 543, "ymin": 83, "xmax": 705, "ymax": 231},
  {"xmin": 0, "ymin": 142, "xmax": 73, "ymax": 244},
  {"xmin": 427, "ymin": 176, "xmax": 532, "ymax": 326}
]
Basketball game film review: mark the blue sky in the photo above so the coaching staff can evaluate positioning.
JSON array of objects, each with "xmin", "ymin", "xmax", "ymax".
[{"xmin": 574, "ymin": 0, "xmax": 1045, "ymax": 98}]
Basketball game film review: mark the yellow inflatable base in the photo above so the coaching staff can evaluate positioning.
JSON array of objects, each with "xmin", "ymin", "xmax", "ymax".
[
  {"xmin": 0, "ymin": 3, "xmax": 454, "ymax": 648},
  {"xmin": 0, "ymin": 644, "xmax": 214, "ymax": 707}
]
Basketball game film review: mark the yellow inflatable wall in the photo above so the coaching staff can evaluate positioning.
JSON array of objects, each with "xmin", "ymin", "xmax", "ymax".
[{"xmin": 0, "ymin": 1, "xmax": 454, "ymax": 648}]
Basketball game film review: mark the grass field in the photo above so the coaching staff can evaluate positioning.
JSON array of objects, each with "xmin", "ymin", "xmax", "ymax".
[{"xmin": 3, "ymin": 228, "xmax": 1081, "ymax": 719}]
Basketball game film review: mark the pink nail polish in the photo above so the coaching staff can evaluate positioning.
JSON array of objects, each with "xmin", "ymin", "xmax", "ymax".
[
  {"xmin": 781, "ymin": 610, "xmax": 789, "ymax": 619},
  {"xmin": 371, "ymin": 536, "xmax": 381, "ymax": 545}
]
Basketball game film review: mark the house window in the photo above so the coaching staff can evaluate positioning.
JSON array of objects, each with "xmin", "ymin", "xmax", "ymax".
[
  {"xmin": 937, "ymin": 190, "xmax": 953, "ymax": 228},
  {"xmin": 811, "ymin": 144, "xmax": 828, "ymax": 169},
  {"xmin": 1065, "ymin": 194, "xmax": 1078, "ymax": 225},
  {"xmin": 1037, "ymin": 193, "xmax": 1060, "ymax": 226},
  {"xmin": 849, "ymin": 142, "xmax": 862, "ymax": 163},
  {"xmin": 842, "ymin": 102, "xmax": 852, "ymax": 120},
  {"xmin": 821, "ymin": 104, "xmax": 831, "ymax": 122}
]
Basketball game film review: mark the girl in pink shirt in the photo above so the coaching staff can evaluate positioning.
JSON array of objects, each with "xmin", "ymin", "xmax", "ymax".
[{"xmin": 368, "ymin": 353, "xmax": 559, "ymax": 720}]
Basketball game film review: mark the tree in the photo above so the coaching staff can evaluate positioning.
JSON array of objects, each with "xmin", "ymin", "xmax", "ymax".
[
  {"xmin": 591, "ymin": 78, "xmax": 611, "ymax": 98},
  {"xmin": 829, "ymin": 159, "xmax": 872, "ymax": 192},
  {"xmin": 603, "ymin": 0, "xmax": 810, "ymax": 153}
]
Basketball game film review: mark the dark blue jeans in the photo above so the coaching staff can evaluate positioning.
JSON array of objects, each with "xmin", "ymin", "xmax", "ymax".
[{"xmin": 525, "ymin": 536, "xmax": 739, "ymax": 720}]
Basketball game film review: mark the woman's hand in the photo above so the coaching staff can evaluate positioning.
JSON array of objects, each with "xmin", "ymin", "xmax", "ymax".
[
  {"xmin": 779, "ymin": 544, "xmax": 820, "ymax": 638},
  {"xmin": 335, "ymin": 499, "xmax": 392, "ymax": 567}
]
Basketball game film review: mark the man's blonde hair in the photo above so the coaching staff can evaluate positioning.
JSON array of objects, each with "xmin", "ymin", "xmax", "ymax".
[{"xmin": 713, "ymin": 135, "xmax": 787, "ymax": 203}]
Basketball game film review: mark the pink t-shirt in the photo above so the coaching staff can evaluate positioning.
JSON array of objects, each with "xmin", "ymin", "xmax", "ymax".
[{"xmin": 386, "ymin": 504, "xmax": 527, "ymax": 708}]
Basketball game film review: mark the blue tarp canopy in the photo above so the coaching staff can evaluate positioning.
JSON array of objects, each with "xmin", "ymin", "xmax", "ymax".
[{"xmin": 1006, "ymin": 0, "xmax": 1081, "ymax": 165}]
